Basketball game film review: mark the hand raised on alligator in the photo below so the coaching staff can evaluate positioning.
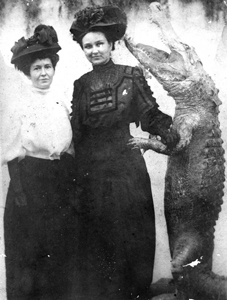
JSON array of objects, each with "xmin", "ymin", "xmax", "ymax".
[
  {"xmin": 174, "ymin": 135, "xmax": 191, "ymax": 153},
  {"xmin": 172, "ymin": 114, "xmax": 198, "ymax": 152},
  {"xmin": 159, "ymin": 128, "xmax": 180, "ymax": 151}
]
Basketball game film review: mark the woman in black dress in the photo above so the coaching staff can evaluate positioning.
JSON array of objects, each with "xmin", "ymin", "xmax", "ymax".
[
  {"xmin": 4, "ymin": 25, "xmax": 75, "ymax": 300},
  {"xmin": 69, "ymin": 6, "xmax": 178, "ymax": 300}
]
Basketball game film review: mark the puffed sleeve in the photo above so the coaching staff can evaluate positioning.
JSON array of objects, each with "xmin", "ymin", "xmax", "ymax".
[
  {"xmin": 1, "ymin": 104, "xmax": 25, "ymax": 165},
  {"xmin": 132, "ymin": 66, "xmax": 158, "ymax": 119},
  {"xmin": 132, "ymin": 66, "xmax": 173, "ymax": 135}
]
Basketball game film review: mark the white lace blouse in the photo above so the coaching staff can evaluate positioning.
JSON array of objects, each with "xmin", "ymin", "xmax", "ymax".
[{"xmin": 2, "ymin": 85, "xmax": 73, "ymax": 163}]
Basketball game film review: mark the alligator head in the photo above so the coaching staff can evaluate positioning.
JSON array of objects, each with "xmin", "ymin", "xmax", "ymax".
[
  {"xmin": 126, "ymin": 2, "xmax": 221, "ymax": 154},
  {"xmin": 125, "ymin": 36, "xmax": 189, "ymax": 84},
  {"xmin": 124, "ymin": 2, "xmax": 216, "ymax": 99}
]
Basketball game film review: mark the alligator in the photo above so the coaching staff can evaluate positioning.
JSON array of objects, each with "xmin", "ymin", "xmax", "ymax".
[{"xmin": 125, "ymin": 2, "xmax": 227, "ymax": 300}]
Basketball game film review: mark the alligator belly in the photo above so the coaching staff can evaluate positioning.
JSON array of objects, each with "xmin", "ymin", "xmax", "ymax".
[{"xmin": 165, "ymin": 124, "xmax": 225, "ymax": 237}]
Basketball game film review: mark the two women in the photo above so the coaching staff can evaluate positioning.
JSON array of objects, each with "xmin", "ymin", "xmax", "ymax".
[
  {"xmin": 4, "ymin": 7, "xmax": 178, "ymax": 300},
  {"xmin": 68, "ymin": 6, "xmax": 178, "ymax": 300},
  {"xmin": 4, "ymin": 25, "xmax": 75, "ymax": 300}
]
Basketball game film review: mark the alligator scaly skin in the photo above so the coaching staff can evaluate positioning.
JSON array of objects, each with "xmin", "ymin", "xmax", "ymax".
[
  {"xmin": 164, "ymin": 74, "xmax": 226, "ymax": 300},
  {"xmin": 125, "ymin": 2, "xmax": 227, "ymax": 299}
]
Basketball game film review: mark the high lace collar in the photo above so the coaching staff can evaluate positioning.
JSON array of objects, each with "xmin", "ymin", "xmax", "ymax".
[
  {"xmin": 92, "ymin": 59, "xmax": 114, "ymax": 72},
  {"xmin": 31, "ymin": 85, "xmax": 51, "ymax": 95}
]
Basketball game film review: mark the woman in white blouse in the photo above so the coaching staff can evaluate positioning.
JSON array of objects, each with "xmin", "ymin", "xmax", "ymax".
[{"xmin": 4, "ymin": 25, "xmax": 75, "ymax": 300}]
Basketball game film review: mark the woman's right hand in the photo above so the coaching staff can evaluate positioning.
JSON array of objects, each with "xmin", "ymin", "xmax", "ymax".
[
  {"xmin": 15, "ymin": 191, "xmax": 27, "ymax": 207},
  {"xmin": 7, "ymin": 158, "xmax": 27, "ymax": 207}
]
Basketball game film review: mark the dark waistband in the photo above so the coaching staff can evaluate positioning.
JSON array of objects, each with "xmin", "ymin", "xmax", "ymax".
[
  {"xmin": 20, "ymin": 152, "xmax": 73, "ymax": 163},
  {"xmin": 18, "ymin": 152, "xmax": 75, "ymax": 178}
]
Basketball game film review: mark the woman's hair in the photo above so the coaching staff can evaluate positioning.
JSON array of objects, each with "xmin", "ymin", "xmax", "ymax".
[
  {"xmin": 78, "ymin": 27, "xmax": 116, "ymax": 51},
  {"xmin": 15, "ymin": 52, "xmax": 59, "ymax": 76}
]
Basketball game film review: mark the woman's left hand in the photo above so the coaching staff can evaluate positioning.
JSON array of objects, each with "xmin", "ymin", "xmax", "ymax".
[{"xmin": 158, "ymin": 128, "xmax": 180, "ymax": 150}]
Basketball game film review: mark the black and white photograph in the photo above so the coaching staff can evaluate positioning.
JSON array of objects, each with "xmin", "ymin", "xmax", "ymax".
[{"xmin": 0, "ymin": 0, "xmax": 227, "ymax": 299}]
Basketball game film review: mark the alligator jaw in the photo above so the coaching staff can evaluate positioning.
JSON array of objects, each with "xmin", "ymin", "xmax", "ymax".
[
  {"xmin": 124, "ymin": 36, "xmax": 188, "ymax": 82},
  {"xmin": 124, "ymin": 36, "xmax": 169, "ymax": 63},
  {"xmin": 124, "ymin": 37, "xmax": 154, "ymax": 71}
]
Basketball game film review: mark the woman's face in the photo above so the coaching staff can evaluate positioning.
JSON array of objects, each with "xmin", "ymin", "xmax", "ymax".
[
  {"xmin": 29, "ymin": 58, "xmax": 55, "ymax": 89},
  {"xmin": 82, "ymin": 31, "xmax": 112, "ymax": 66}
]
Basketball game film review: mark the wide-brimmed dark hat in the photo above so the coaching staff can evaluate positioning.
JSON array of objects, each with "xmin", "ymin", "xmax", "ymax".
[
  {"xmin": 11, "ymin": 25, "xmax": 61, "ymax": 65},
  {"xmin": 70, "ymin": 6, "xmax": 127, "ymax": 43}
]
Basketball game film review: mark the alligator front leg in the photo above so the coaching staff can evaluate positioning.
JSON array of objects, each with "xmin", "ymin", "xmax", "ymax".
[
  {"xmin": 172, "ymin": 112, "xmax": 200, "ymax": 152},
  {"xmin": 128, "ymin": 135, "xmax": 170, "ymax": 155}
]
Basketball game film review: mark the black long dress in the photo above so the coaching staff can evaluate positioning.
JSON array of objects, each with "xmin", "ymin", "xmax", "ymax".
[
  {"xmin": 4, "ymin": 153, "xmax": 76, "ymax": 300},
  {"xmin": 70, "ymin": 60, "xmax": 170, "ymax": 300}
]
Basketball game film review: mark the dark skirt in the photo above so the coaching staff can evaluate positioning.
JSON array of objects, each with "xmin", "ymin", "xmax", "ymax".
[
  {"xmin": 4, "ymin": 153, "xmax": 76, "ymax": 300},
  {"xmin": 69, "ymin": 126, "xmax": 156, "ymax": 300}
]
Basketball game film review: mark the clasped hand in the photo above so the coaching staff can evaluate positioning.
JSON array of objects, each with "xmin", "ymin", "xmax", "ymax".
[
  {"xmin": 158, "ymin": 128, "xmax": 180, "ymax": 150},
  {"xmin": 14, "ymin": 190, "xmax": 27, "ymax": 207}
]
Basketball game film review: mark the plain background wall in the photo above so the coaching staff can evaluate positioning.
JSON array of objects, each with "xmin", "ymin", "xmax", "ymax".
[{"xmin": 0, "ymin": 0, "xmax": 227, "ymax": 298}]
